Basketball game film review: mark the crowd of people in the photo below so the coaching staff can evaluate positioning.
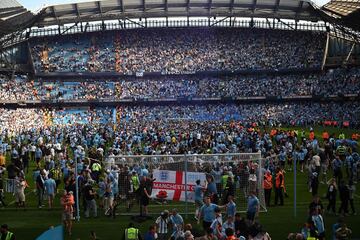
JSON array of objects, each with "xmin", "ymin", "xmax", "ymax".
[
  {"xmin": 0, "ymin": 75, "xmax": 38, "ymax": 101},
  {"xmin": 1, "ymin": 67, "xmax": 359, "ymax": 102},
  {"xmin": 30, "ymin": 28, "xmax": 325, "ymax": 74},
  {"xmin": 0, "ymin": 102, "xmax": 359, "ymax": 137},
  {"xmin": 0, "ymin": 114, "xmax": 358, "ymax": 239}
]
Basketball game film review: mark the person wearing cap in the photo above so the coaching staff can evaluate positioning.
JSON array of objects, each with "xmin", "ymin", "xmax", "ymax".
[
  {"xmin": 155, "ymin": 210, "xmax": 169, "ymax": 240},
  {"xmin": 0, "ymin": 224, "xmax": 15, "ymax": 240}
]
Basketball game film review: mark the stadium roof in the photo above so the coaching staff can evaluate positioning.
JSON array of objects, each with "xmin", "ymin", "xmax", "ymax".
[
  {"xmin": 321, "ymin": 0, "xmax": 360, "ymax": 30},
  {"xmin": 0, "ymin": 0, "xmax": 35, "ymax": 36},
  {"xmin": 34, "ymin": 0, "xmax": 323, "ymax": 26}
]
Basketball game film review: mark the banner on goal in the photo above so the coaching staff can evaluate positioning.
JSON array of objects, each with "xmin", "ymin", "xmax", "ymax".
[{"xmin": 151, "ymin": 169, "xmax": 206, "ymax": 202}]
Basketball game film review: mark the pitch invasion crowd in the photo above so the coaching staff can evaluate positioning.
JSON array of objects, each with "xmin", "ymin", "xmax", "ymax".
[
  {"xmin": 0, "ymin": 68, "xmax": 359, "ymax": 101},
  {"xmin": 30, "ymin": 28, "xmax": 325, "ymax": 74},
  {"xmin": 0, "ymin": 108, "xmax": 358, "ymax": 239},
  {"xmin": 0, "ymin": 103, "xmax": 359, "ymax": 135}
]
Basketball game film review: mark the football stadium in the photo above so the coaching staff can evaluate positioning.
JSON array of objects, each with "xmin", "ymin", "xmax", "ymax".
[{"xmin": 0, "ymin": 0, "xmax": 359, "ymax": 239}]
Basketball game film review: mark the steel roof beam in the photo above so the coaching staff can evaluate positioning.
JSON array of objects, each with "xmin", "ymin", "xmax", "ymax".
[
  {"xmin": 274, "ymin": 0, "xmax": 280, "ymax": 13},
  {"xmin": 230, "ymin": 0, "xmax": 235, "ymax": 14},
  {"xmin": 73, "ymin": 3, "xmax": 81, "ymax": 19},
  {"xmin": 165, "ymin": 0, "xmax": 168, "ymax": 12},
  {"xmin": 295, "ymin": 1, "xmax": 304, "ymax": 20},
  {"xmin": 252, "ymin": 0, "xmax": 257, "ymax": 13},
  {"xmin": 143, "ymin": 0, "xmax": 146, "ymax": 12},
  {"xmin": 97, "ymin": 1, "xmax": 103, "ymax": 16},
  {"xmin": 117, "ymin": 0, "xmax": 125, "ymax": 13}
]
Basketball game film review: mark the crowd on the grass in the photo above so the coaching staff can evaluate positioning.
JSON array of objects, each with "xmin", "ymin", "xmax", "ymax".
[
  {"xmin": 0, "ymin": 103, "xmax": 359, "ymax": 136},
  {"xmin": 0, "ymin": 108, "xmax": 359, "ymax": 239},
  {"xmin": 30, "ymin": 28, "xmax": 325, "ymax": 74}
]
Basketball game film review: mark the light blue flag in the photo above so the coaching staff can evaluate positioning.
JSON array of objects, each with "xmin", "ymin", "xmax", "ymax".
[{"xmin": 36, "ymin": 225, "xmax": 64, "ymax": 240}]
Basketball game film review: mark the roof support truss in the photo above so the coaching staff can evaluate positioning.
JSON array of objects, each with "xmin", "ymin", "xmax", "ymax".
[
  {"xmin": 276, "ymin": 18, "xmax": 295, "ymax": 30},
  {"xmin": 125, "ymin": 17, "xmax": 145, "ymax": 28},
  {"xmin": 274, "ymin": 0, "xmax": 280, "ymax": 13},
  {"xmin": 208, "ymin": 0, "xmax": 212, "ymax": 14},
  {"xmin": 143, "ymin": 0, "xmax": 146, "ymax": 12},
  {"xmin": 52, "ymin": 6, "xmax": 60, "ymax": 25},
  {"xmin": 73, "ymin": 3, "xmax": 81, "ymax": 19},
  {"xmin": 97, "ymin": 1, "xmax": 103, "ymax": 16},
  {"xmin": 229, "ymin": 0, "xmax": 235, "ymax": 14},
  {"xmin": 210, "ymin": 16, "xmax": 229, "ymax": 27},
  {"xmin": 252, "ymin": 0, "xmax": 257, "ymax": 13},
  {"xmin": 118, "ymin": 0, "xmax": 125, "ymax": 13},
  {"xmin": 295, "ymin": 1, "xmax": 304, "ymax": 21},
  {"xmin": 61, "ymin": 22, "xmax": 78, "ymax": 35},
  {"xmin": 165, "ymin": 0, "xmax": 168, "ymax": 12}
]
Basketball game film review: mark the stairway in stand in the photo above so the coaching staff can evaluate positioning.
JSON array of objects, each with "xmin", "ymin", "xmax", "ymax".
[{"xmin": 114, "ymin": 32, "xmax": 122, "ymax": 73}]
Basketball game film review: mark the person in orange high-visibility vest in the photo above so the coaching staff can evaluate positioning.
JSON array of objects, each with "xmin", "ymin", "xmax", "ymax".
[
  {"xmin": 322, "ymin": 131, "xmax": 329, "ymax": 141},
  {"xmin": 263, "ymin": 171, "xmax": 273, "ymax": 207},
  {"xmin": 270, "ymin": 129, "xmax": 277, "ymax": 138},
  {"xmin": 309, "ymin": 131, "xmax": 315, "ymax": 141},
  {"xmin": 351, "ymin": 133, "xmax": 358, "ymax": 141},
  {"xmin": 274, "ymin": 167, "xmax": 284, "ymax": 206}
]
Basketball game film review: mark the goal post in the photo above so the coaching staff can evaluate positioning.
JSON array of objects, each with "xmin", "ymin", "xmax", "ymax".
[{"xmin": 104, "ymin": 152, "xmax": 267, "ymax": 215}]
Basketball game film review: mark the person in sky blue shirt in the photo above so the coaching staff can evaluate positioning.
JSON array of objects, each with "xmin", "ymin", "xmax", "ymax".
[
  {"xmin": 44, "ymin": 175, "xmax": 56, "ymax": 209},
  {"xmin": 198, "ymin": 195, "xmax": 219, "ymax": 230},
  {"xmin": 278, "ymin": 150, "xmax": 286, "ymax": 169},
  {"xmin": 194, "ymin": 179, "xmax": 204, "ymax": 220},
  {"xmin": 311, "ymin": 208, "xmax": 325, "ymax": 240},
  {"xmin": 246, "ymin": 191, "xmax": 259, "ymax": 223},
  {"xmin": 170, "ymin": 208, "xmax": 184, "ymax": 237},
  {"xmin": 35, "ymin": 147, "xmax": 42, "ymax": 166},
  {"xmin": 226, "ymin": 195, "xmax": 236, "ymax": 218},
  {"xmin": 206, "ymin": 175, "xmax": 218, "ymax": 204}
]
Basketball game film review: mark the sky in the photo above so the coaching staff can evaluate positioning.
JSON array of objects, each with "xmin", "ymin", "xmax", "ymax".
[{"xmin": 18, "ymin": 0, "xmax": 331, "ymax": 12}]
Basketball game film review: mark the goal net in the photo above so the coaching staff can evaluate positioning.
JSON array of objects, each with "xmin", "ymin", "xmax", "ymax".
[{"xmin": 104, "ymin": 152, "xmax": 267, "ymax": 216}]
